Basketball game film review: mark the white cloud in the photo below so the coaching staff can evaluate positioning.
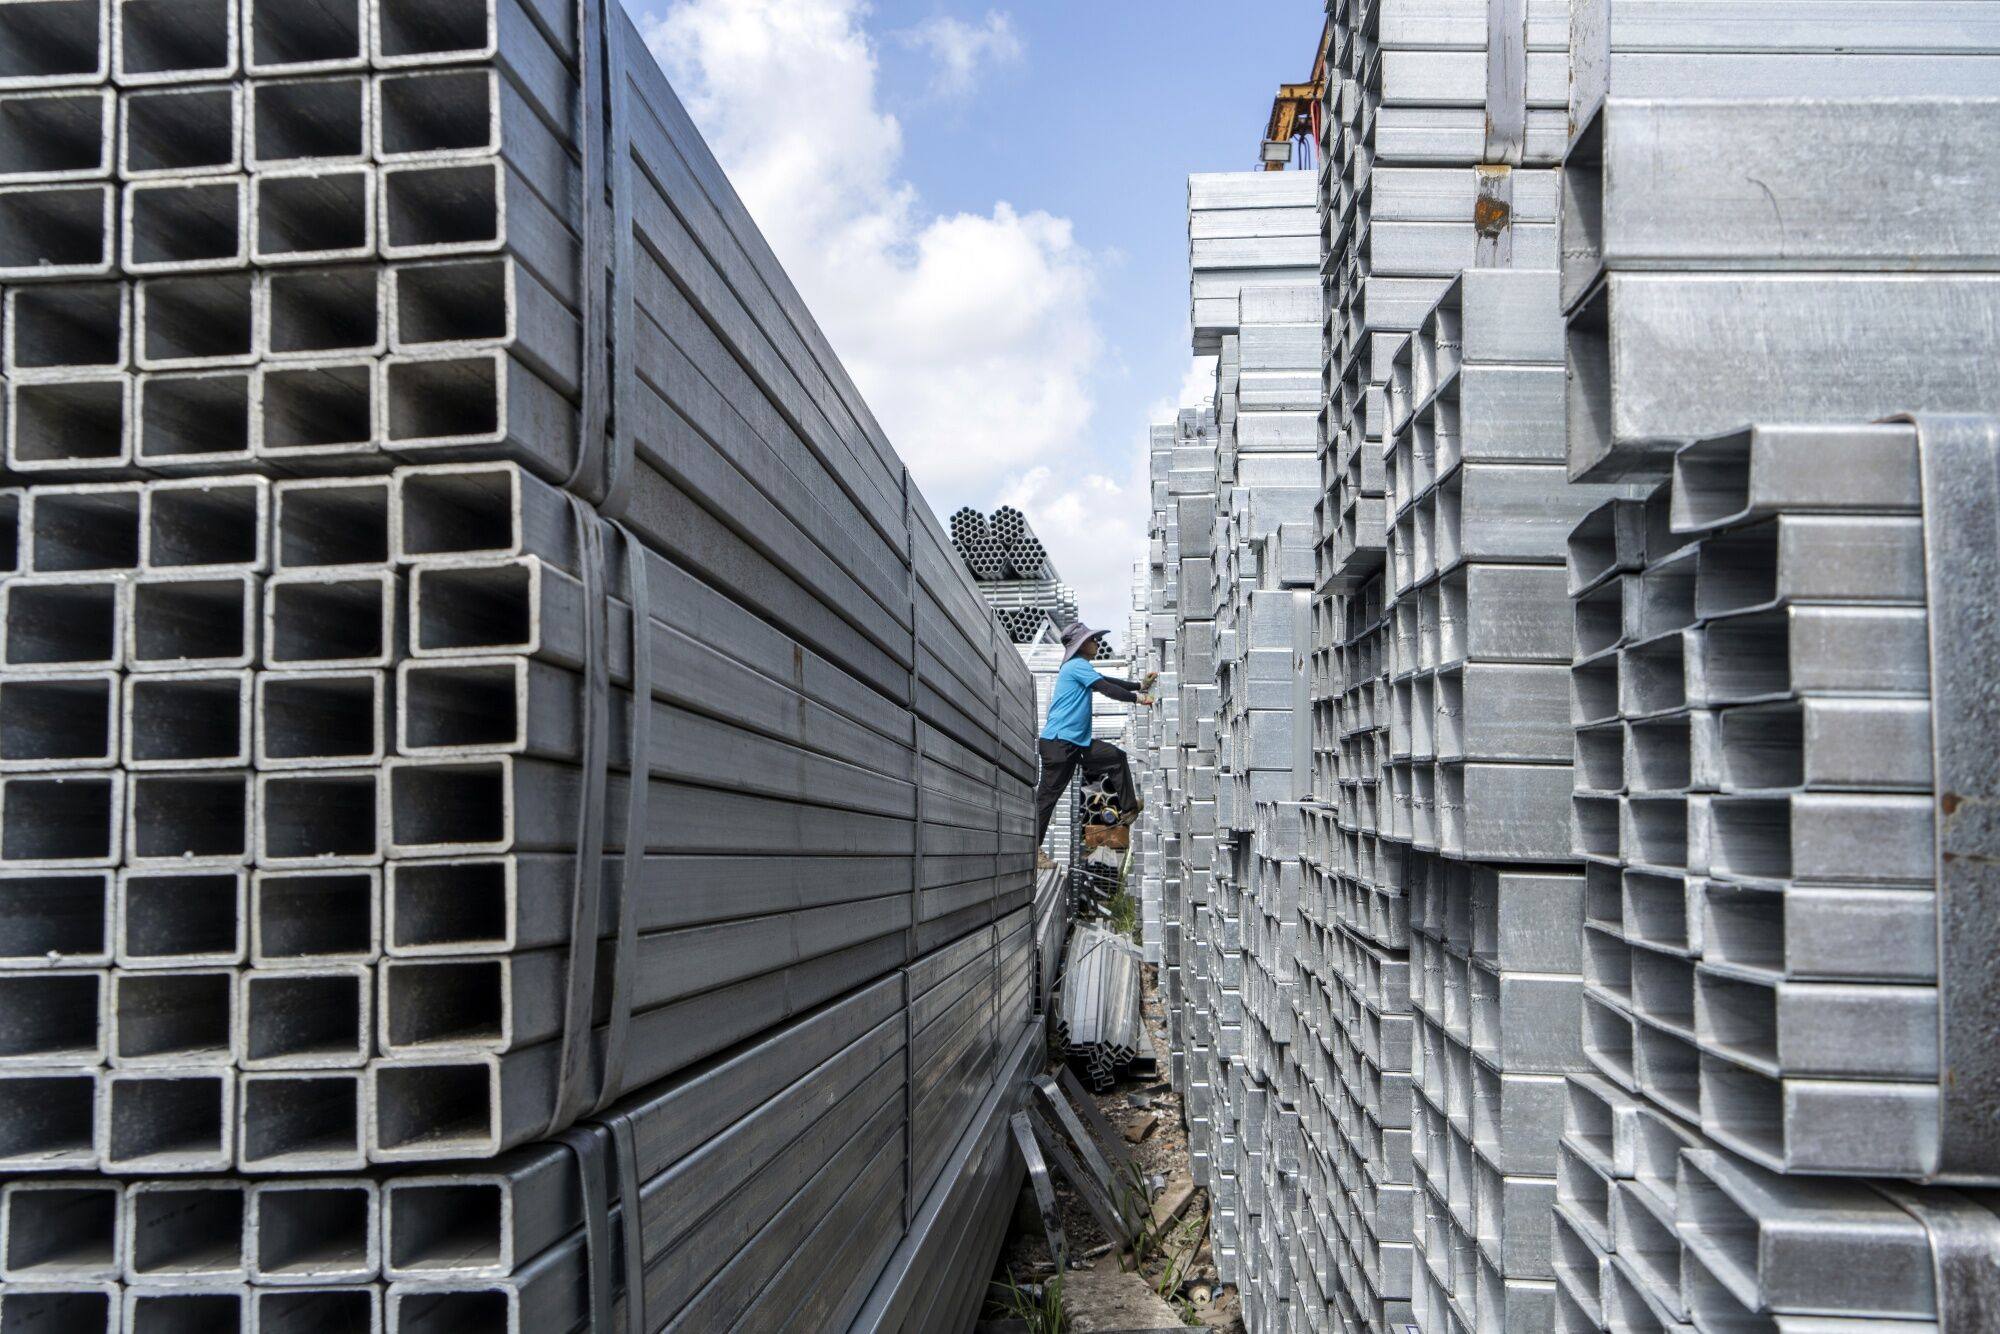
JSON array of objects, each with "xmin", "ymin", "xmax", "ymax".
[
  {"xmin": 999, "ymin": 453, "xmax": 1151, "ymax": 644},
  {"xmin": 898, "ymin": 10, "xmax": 1023, "ymax": 97},
  {"xmin": 640, "ymin": 0, "xmax": 1097, "ymax": 493}
]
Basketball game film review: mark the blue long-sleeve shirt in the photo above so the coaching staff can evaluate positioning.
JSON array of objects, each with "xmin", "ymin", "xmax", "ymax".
[{"xmin": 1041, "ymin": 657, "xmax": 1142, "ymax": 746}]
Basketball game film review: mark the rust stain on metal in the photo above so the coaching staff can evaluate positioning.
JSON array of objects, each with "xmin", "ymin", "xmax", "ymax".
[{"xmin": 1473, "ymin": 194, "xmax": 1512, "ymax": 237}]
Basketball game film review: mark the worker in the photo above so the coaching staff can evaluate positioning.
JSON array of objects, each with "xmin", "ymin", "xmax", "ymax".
[{"xmin": 1034, "ymin": 619, "xmax": 1157, "ymax": 844}]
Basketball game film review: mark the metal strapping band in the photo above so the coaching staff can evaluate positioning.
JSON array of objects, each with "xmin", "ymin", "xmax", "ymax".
[
  {"xmin": 604, "ymin": 1108, "xmax": 648, "ymax": 1334},
  {"xmin": 567, "ymin": 0, "xmax": 635, "ymax": 516},
  {"xmin": 1906, "ymin": 413, "xmax": 2000, "ymax": 1184},
  {"xmin": 546, "ymin": 495, "xmax": 611, "ymax": 1137},
  {"xmin": 594, "ymin": 523, "xmax": 651, "ymax": 1115},
  {"xmin": 1482, "ymin": 0, "xmax": 1528, "ymax": 165},
  {"xmin": 556, "ymin": 1126, "xmax": 614, "ymax": 1331},
  {"xmin": 900, "ymin": 469, "xmax": 920, "ymax": 1228},
  {"xmin": 1871, "ymin": 1181, "xmax": 2000, "ymax": 1330}
]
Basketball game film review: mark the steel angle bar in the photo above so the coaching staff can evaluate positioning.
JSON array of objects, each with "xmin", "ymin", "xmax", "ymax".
[
  {"xmin": 1025, "ymin": 1099, "xmax": 1134, "ymax": 1263},
  {"xmin": 1690, "ymin": 605, "xmax": 1929, "ymax": 706},
  {"xmin": 1569, "ymin": 275, "xmax": 2000, "ymax": 482}
]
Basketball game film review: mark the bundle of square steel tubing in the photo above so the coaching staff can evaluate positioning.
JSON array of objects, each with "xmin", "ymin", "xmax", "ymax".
[
  {"xmin": 1548, "ymin": 417, "xmax": 2000, "ymax": 1332},
  {"xmin": 1128, "ymin": 6, "xmax": 2000, "ymax": 1334},
  {"xmin": 0, "ymin": 1, "xmax": 1056, "ymax": 1330}
]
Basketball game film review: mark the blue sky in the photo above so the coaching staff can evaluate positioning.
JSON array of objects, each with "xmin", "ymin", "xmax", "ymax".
[{"xmin": 637, "ymin": 1, "xmax": 1324, "ymax": 632}]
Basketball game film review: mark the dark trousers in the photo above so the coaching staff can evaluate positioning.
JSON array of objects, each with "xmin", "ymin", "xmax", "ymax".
[{"xmin": 1034, "ymin": 738, "xmax": 1138, "ymax": 845}]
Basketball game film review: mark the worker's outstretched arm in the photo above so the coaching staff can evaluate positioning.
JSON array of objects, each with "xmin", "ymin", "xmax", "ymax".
[{"xmin": 1089, "ymin": 675, "xmax": 1143, "ymax": 702}]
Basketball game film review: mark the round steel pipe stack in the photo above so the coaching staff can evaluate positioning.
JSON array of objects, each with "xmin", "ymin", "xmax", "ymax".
[{"xmin": 1053, "ymin": 924, "xmax": 1142, "ymax": 1093}]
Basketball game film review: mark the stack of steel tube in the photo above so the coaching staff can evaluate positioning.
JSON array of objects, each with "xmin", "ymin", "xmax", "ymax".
[
  {"xmin": 1177, "ymin": 278, "xmax": 1321, "ymax": 1321},
  {"xmin": 1552, "ymin": 423, "xmax": 2000, "ymax": 1333},
  {"xmin": 0, "ymin": 2, "xmax": 1052, "ymax": 1331},
  {"xmin": 1054, "ymin": 923, "xmax": 1142, "ymax": 1093},
  {"xmin": 1152, "ymin": 8, "xmax": 2000, "ymax": 1334}
]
